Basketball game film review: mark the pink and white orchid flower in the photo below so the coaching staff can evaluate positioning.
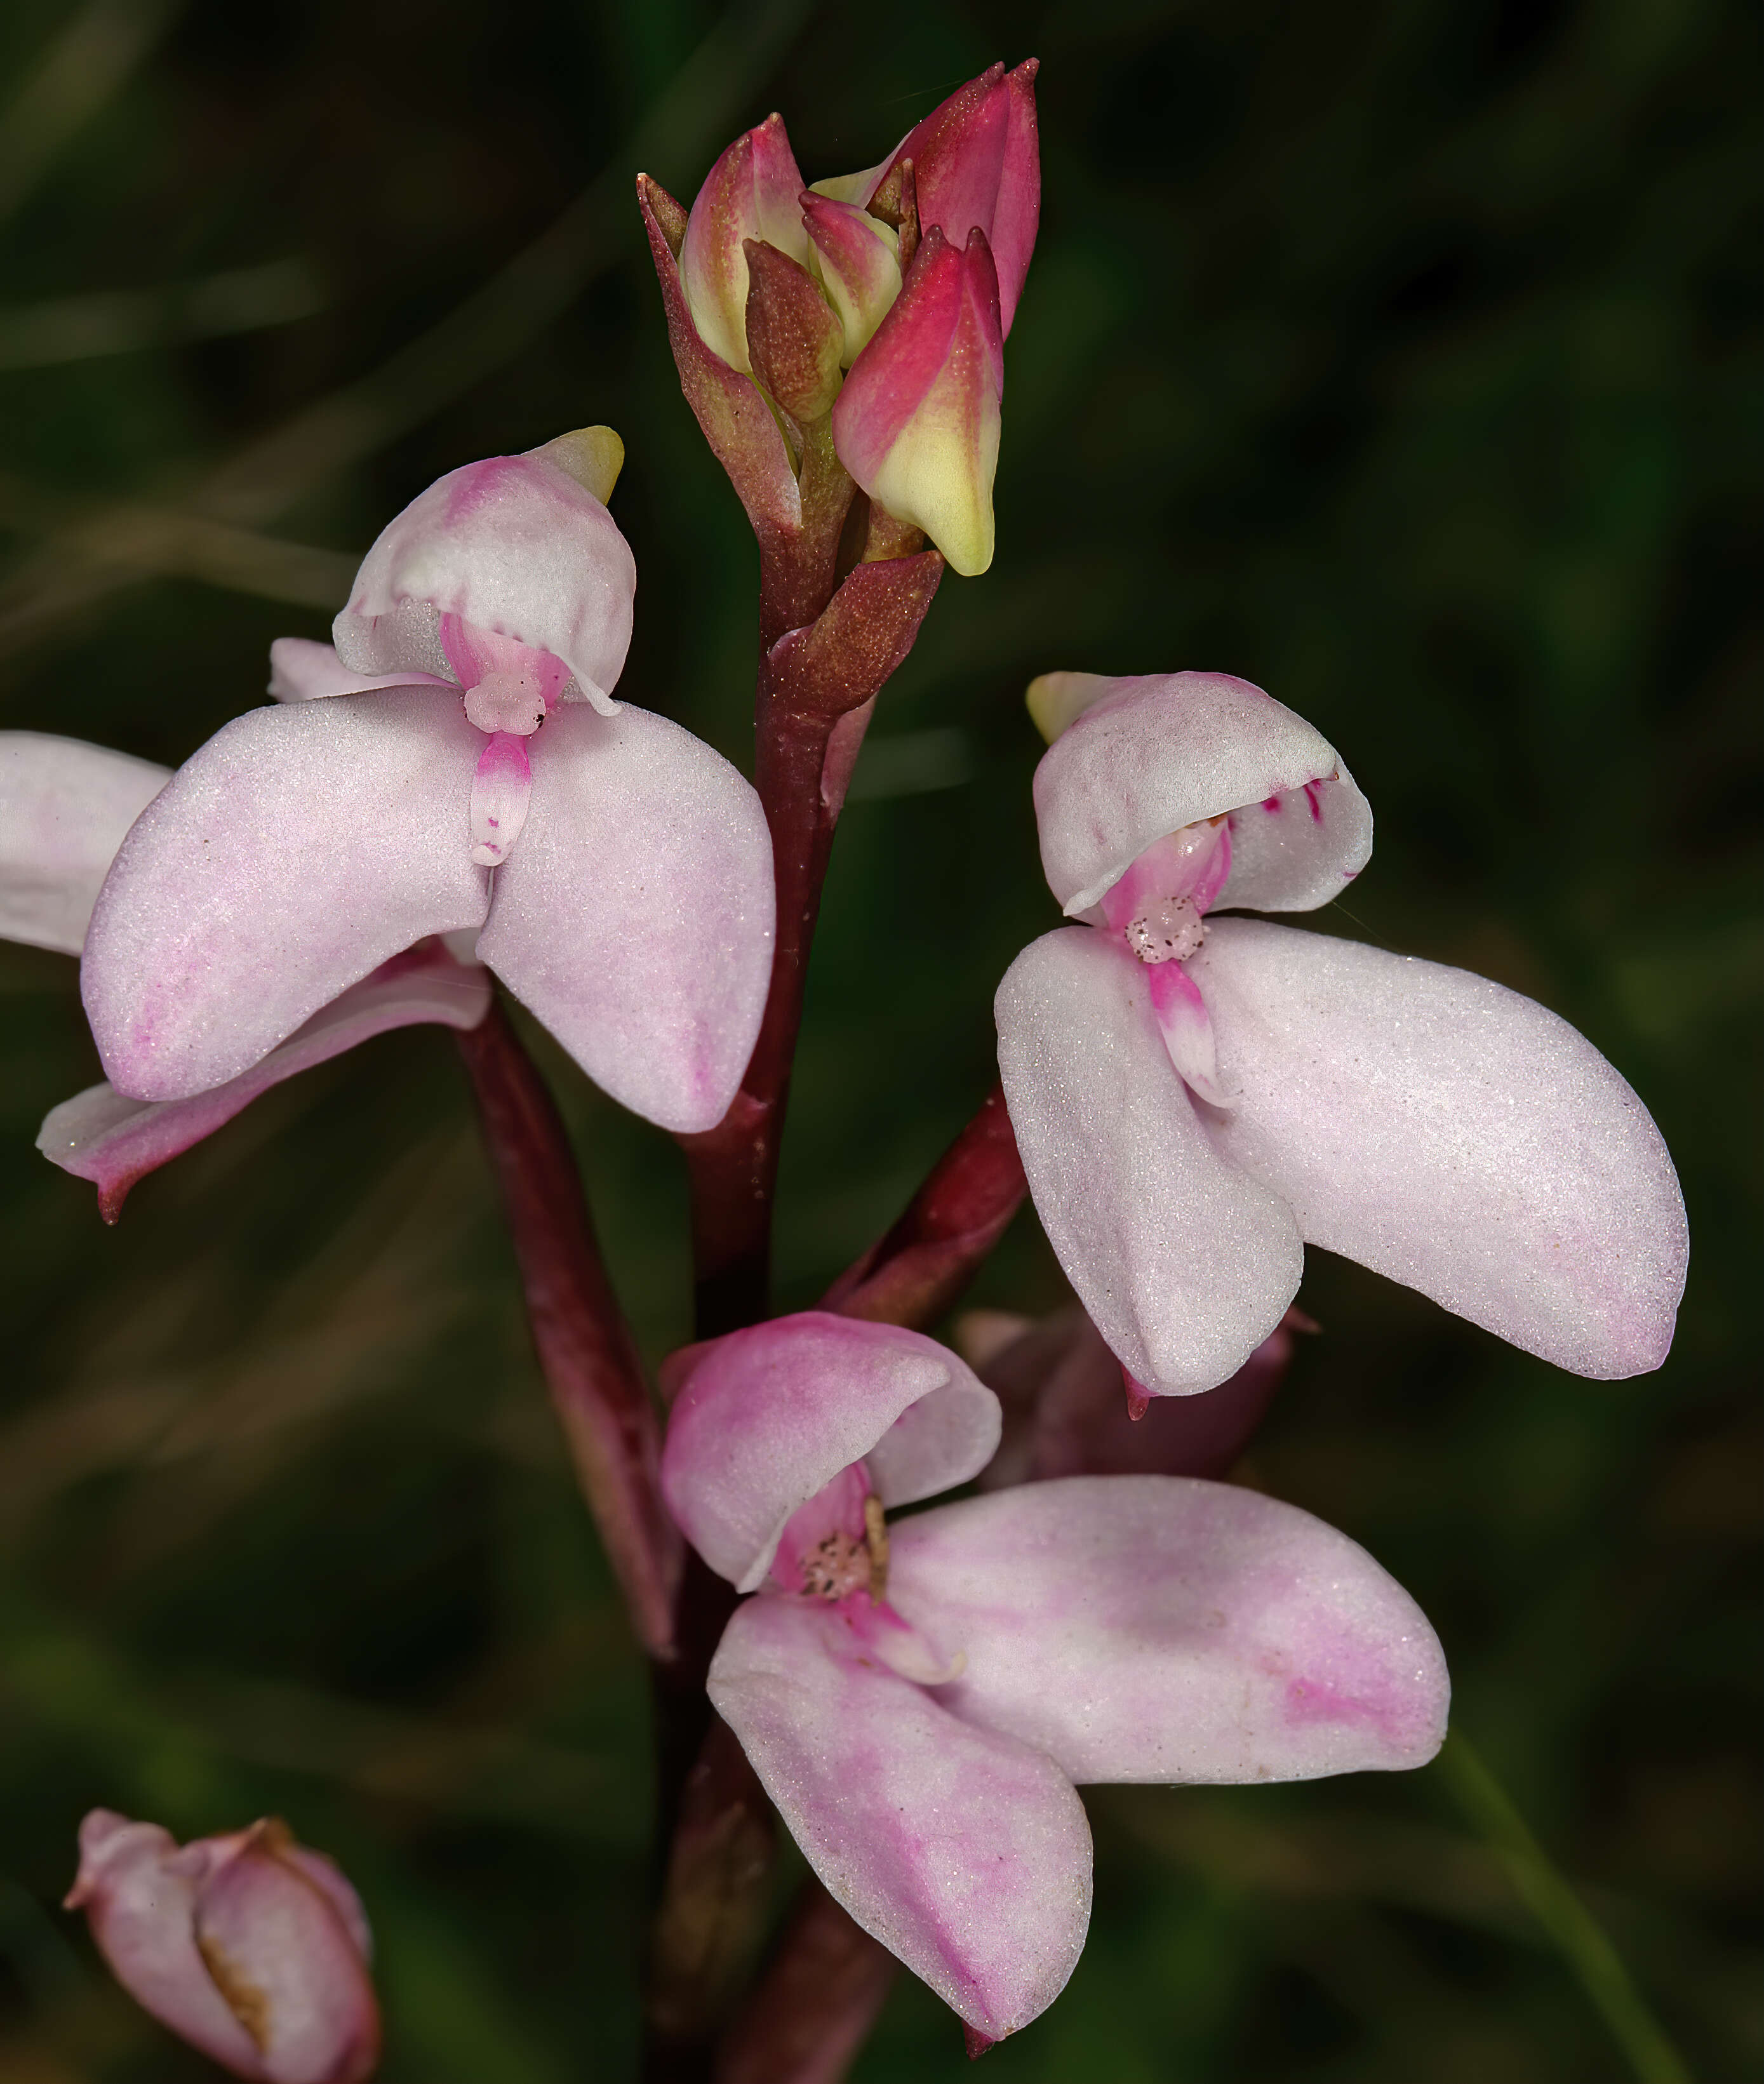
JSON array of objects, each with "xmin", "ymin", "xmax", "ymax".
[
  {"xmin": 995, "ymin": 671, "xmax": 1689, "ymax": 1398},
  {"xmin": 67, "ymin": 1808, "xmax": 379, "ymax": 2083},
  {"xmin": 1, "ymin": 731, "xmax": 491, "ymax": 1218},
  {"xmin": 77, "ymin": 429, "xmax": 775, "ymax": 1135},
  {"xmin": 661, "ymin": 1311, "xmax": 1448, "ymax": 2043}
]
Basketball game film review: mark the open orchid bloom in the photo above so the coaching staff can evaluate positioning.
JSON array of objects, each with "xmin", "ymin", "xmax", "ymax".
[
  {"xmin": 1, "ymin": 732, "xmax": 491, "ymax": 1217},
  {"xmin": 78, "ymin": 430, "xmax": 775, "ymax": 1135},
  {"xmin": 996, "ymin": 671, "xmax": 1689, "ymax": 1398},
  {"xmin": 67, "ymin": 1809, "xmax": 379, "ymax": 2083},
  {"xmin": 662, "ymin": 1311, "xmax": 1448, "ymax": 2043}
]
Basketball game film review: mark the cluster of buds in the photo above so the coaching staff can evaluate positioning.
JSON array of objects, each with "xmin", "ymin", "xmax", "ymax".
[{"xmin": 641, "ymin": 60, "xmax": 1039, "ymax": 577}]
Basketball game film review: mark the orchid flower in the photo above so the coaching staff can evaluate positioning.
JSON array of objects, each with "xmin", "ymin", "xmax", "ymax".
[
  {"xmin": 994, "ymin": 671, "xmax": 1689, "ymax": 1399},
  {"xmin": 77, "ymin": 428, "xmax": 775, "ymax": 1135},
  {"xmin": 661, "ymin": 1311, "xmax": 1448, "ymax": 2043},
  {"xmin": 67, "ymin": 1809, "xmax": 379, "ymax": 2083},
  {"xmin": 1, "ymin": 731, "xmax": 491, "ymax": 1218}
]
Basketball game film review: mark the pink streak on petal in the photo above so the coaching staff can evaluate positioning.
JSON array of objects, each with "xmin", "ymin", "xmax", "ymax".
[
  {"xmin": 1147, "ymin": 959, "xmax": 1227, "ymax": 1107},
  {"xmin": 469, "ymin": 731, "xmax": 532, "ymax": 867},
  {"xmin": 841, "ymin": 1595, "xmax": 965, "ymax": 1687},
  {"xmin": 438, "ymin": 613, "xmax": 571, "ymax": 709},
  {"xmin": 709, "ymin": 1596, "xmax": 1092, "ymax": 2040},
  {"xmin": 39, "ymin": 942, "xmax": 491, "ymax": 1220},
  {"xmin": 891, "ymin": 1476, "xmax": 1450, "ymax": 1784},
  {"xmin": 1098, "ymin": 823, "xmax": 1228, "ymax": 935}
]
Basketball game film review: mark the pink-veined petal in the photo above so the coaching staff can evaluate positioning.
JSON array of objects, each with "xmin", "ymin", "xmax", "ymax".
[
  {"xmin": 995, "ymin": 928, "xmax": 1303, "ymax": 1395},
  {"xmin": 0, "ymin": 733, "xmax": 168, "ymax": 954},
  {"xmin": 40, "ymin": 944, "xmax": 491, "ymax": 1219},
  {"xmin": 67, "ymin": 1812, "xmax": 267, "ymax": 2078},
  {"xmin": 662, "ymin": 1311, "xmax": 999, "ymax": 1592},
  {"xmin": 1194, "ymin": 918, "xmax": 1688, "ymax": 1377},
  {"xmin": 189, "ymin": 1829, "xmax": 378, "ymax": 2084},
  {"xmin": 82, "ymin": 691, "xmax": 488, "ymax": 1102},
  {"xmin": 709, "ymin": 1596, "xmax": 1091, "ymax": 2039},
  {"xmin": 888, "ymin": 1477, "xmax": 1449, "ymax": 1783},
  {"xmin": 333, "ymin": 450, "xmax": 635, "ymax": 714},
  {"xmin": 267, "ymin": 637, "xmax": 451, "ymax": 703},
  {"xmin": 1031, "ymin": 673, "xmax": 1372, "ymax": 916},
  {"xmin": 474, "ymin": 702, "xmax": 772, "ymax": 1133}
]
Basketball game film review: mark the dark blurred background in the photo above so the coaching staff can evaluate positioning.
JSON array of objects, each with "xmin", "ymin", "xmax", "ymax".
[{"xmin": 0, "ymin": 0, "xmax": 1757, "ymax": 2077}]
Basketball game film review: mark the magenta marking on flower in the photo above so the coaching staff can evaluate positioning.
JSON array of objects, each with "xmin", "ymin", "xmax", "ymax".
[
  {"xmin": 1302, "ymin": 780, "xmax": 1323, "ymax": 822},
  {"xmin": 441, "ymin": 453, "xmax": 526, "ymax": 525},
  {"xmin": 1261, "ymin": 794, "xmax": 1283, "ymax": 812}
]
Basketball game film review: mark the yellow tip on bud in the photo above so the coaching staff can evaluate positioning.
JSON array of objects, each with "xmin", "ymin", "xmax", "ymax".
[
  {"xmin": 538, "ymin": 425, "xmax": 625, "ymax": 506},
  {"xmin": 1026, "ymin": 671, "xmax": 1116, "ymax": 743}
]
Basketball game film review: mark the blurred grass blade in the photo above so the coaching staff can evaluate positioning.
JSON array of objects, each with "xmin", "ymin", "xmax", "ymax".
[
  {"xmin": 200, "ymin": 0, "xmax": 820, "ymax": 524},
  {"xmin": 0, "ymin": 258, "xmax": 325, "ymax": 370},
  {"xmin": 1437, "ymin": 1730, "xmax": 1691, "ymax": 2084},
  {"xmin": 0, "ymin": 0, "xmax": 187, "ymax": 223}
]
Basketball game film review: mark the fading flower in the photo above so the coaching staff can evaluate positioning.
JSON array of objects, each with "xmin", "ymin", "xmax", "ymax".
[{"xmin": 67, "ymin": 1809, "xmax": 379, "ymax": 2083}]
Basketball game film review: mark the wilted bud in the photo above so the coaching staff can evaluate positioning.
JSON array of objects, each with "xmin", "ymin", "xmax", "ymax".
[
  {"xmin": 801, "ymin": 192, "xmax": 902, "ymax": 366},
  {"xmin": 871, "ymin": 59, "xmax": 1040, "ymax": 336},
  {"xmin": 67, "ymin": 1809, "xmax": 380, "ymax": 2083},
  {"xmin": 678, "ymin": 114, "xmax": 808, "ymax": 373},
  {"xmin": 959, "ymin": 1305, "xmax": 1299, "ymax": 1490},
  {"xmin": 744, "ymin": 237, "xmax": 845, "ymax": 422},
  {"xmin": 831, "ymin": 225, "xmax": 1003, "ymax": 576}
]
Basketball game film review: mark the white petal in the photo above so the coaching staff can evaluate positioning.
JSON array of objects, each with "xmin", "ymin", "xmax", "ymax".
[
  {"xmin": 1032, "ymin": 673, "xmax": 1370, "ymax": 916},
  {"xmin": 1194, "ymin": 918, "xmax": 1688, "ymax": 1376},
  {"xmin": 478, "ymin": 704, "xmax": 773, "ymax": 1133},
  {"xmin": 0, "ymin": 733, "xmax": 168, "ymax": 954},
  {"xmin": 995, "ymin": 928, "xmax": 1304, "ymax": 1395}
]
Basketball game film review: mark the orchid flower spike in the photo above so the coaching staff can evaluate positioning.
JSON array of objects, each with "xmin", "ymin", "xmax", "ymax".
[
  {"xmin": 995, "ymin": 671, "xmax": 1689, "ymax": 1398},
  {"xmin": 79, "ymin": 431, "xmax": 775, "ymax": 1135},
  {"xmin": 1, "ymin": 733, "xmax": 491, "ymax": 1217},
  {"xmin": 67, "ymin": 1808, "xmax": 379, "ymax": 2083},
  {"xmin": 662, "ymin": 1311, "xmax": 1448, "ymax": 2044}
]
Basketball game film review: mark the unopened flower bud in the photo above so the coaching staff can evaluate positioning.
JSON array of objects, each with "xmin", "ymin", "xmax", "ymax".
[
  {"xmin": 831, "ymin": 225, "xmax": 1003, "ymax": 576},
  {"xmin": 870, "ymin": 59, "xmax": 1040, "ymax": 336},
  {"xmin": 66, "ymin": 1809, "xmax": 380, "ymax": 2083},
  {"xmin": 678, "ymin": 114, "xmax": 808, "ymax": 373},
  {"xmin": 744, "ymin": 237, "xmax": 845, "ymax": 422},
  {"xmin": 801, "ymin": 192, "xmax": 902, "ymax": 366}
]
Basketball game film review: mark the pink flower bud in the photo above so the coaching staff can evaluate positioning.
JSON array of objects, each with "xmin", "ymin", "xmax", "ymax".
[
  {"xmin": 678, "ymin": 114, "xmax": 809, "ymax": 373},
  {"xmin": 831, "ymin": 225, "xmax": 1003, "ymax": 577},
  {"xmin": 882, "ymin": 59, "xmax": 1040, "ymax": 337},
  {"xmin": 67, "ymin": 1810, "xmax": 380, "ymax": 2083},
  {"xmin": 801, "ymin": 192, "xmax": 902, "ymax": 366}
]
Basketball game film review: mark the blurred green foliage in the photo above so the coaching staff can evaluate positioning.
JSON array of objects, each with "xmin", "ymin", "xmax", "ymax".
[{"xmin": 0, "ymin": 0, "xmax": 1756, "ymax": 2078}]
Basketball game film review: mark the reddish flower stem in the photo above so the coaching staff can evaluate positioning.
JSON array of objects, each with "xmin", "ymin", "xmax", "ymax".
[
  {"xmin": 714, "ymin": 1881, "xmax": 896, "ymax": 2084},
  {"xmin": 821, "ymin": 1080, "xmax": 1027, "ymax": 1332},
  {"xmin": 455, "ymin": 1001, "xmax": 681, "ymax": 1659}
]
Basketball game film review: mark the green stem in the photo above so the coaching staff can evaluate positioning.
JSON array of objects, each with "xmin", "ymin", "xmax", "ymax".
[{"xmin": 1436, "ymin": 1728, "xmax": 1690, "ymax": 2084}]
